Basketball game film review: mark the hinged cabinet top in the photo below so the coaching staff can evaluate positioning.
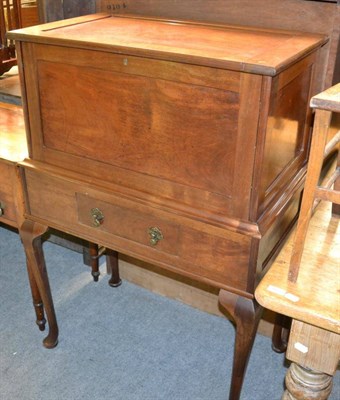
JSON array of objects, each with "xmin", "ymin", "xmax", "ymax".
[{"xmin": 8, "ymin": 13, "xmax": 326, "ymax": 76}]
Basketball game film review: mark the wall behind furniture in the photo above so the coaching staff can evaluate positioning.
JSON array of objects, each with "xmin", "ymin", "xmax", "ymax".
[{"xmin": 37, "ymin": 0, "xmax": 96, "ymax": 22}]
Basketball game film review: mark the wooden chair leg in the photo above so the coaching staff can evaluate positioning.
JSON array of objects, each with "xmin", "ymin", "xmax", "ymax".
[
  {"xmin": 331, "ymin": 148, "xmax": 340, "ymax": 216},
  {"xmin": 20, "ymin": 220, "xmax": 59, "ymax": 349},
  {"xmin": 219, "ymin": 289, "xmax": 263, "ymax": 400},
  {"xmin": 107, "ymin": 249, "xmax": 122, "ymax": 287},
  {"xmin": 289, "ymin": 109, "xmax": 332, "ymax": 282}
]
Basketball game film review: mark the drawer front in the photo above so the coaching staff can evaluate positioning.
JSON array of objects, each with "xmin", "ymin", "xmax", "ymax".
[
  {"xmin": 0, "ymin": 161, "xmax": 17, "ymax": 225},
  {"xmin": 77, "ymin": 193, "xmax": 180, "ymax": 255},
  {"xmin": 24, "ymin": 168, "xmax": 252, "ymax": 293}
]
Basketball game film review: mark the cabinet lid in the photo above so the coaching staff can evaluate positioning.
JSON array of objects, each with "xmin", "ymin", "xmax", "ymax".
[{"xmin": 8, "ymin": 13, "xmax": 327, "ymax": 76}]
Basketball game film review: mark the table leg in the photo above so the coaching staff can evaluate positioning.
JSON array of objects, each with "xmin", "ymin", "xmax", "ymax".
[
  {"xmin": 26, "ymin": 259, "xmax": 46, "ymax": 331},
  {"xmin": 219, "ymin": 289, "xmax": 263, "ymax": 400},
  {"xmin": 282, "ymin": 320, "xmax": 340, "ymax": 400},
  {"xmin": 88, "ymin": 242, "xmax": 100, "ymax": 282},
  {"xmin": 20, "ymin": 220, "xmax": 59, "ymax": 349},
  {"xmin": 107, "ymin": 249, "xmax": 122, "ymax": 287},
  {"xmin": 283, "ymin": 363, "xmax": 333, "ymax": 400}
]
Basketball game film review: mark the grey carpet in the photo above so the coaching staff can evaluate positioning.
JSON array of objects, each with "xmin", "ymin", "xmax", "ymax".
[{"xmin": 0, "ymin": 225, "xmax": 339, "ymax": 400}]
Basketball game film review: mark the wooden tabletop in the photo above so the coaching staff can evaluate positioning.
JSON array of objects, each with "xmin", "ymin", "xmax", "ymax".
[
  {"xmin": 7, "ymin": 14, "xmax": 326, "ymax": 76},
  {"xmin": 0, "ymin": 102, "xmax": 28, "ymax": 162},
  {"xmin": 255, "ymin": 201, "xmax": 339, "ymax": 334},
  {"xmin": 311, "ymin": 83, "xmax": 340, "ymax": 112}
]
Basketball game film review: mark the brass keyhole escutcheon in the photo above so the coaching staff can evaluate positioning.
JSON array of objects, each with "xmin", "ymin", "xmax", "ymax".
[
  {"xmin": 148, "ymin": 227, "xmax": 163, "ymax": 246},
  {"xmin": 91, "ymin": 208, "xmax": 104, "ymax": 227}
]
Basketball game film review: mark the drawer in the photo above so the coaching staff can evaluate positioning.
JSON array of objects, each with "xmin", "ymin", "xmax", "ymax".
[
  {"xmin": 0, "ymin": 160, "xmax": 17, "ymax": 225},
  {"xmin": 77, "ymin": 193, "xmax": 180, "ymax": 255},
  {"xmin": 24, "ymin": 167, "xmax": 252, "ymax": 293}
]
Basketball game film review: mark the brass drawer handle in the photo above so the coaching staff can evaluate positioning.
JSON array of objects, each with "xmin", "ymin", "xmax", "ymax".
[
  {"xmin": 0, "ymin": 202, "xmax": 3, "ymax": 217},
  {"xmin": 91, "ymin": 208, "xmax": 104, "ymax": 227},
  {"xmin": 148, "ymin": 227, "xmax": 163, "ymax": 246}
]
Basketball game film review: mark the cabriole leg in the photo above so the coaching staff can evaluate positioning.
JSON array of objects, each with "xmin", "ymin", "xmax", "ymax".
[
  {"xmin": 219, "ymin": 289, "xmax": 263, "ymax": 400},
  {"xmin": 20, "ymin": 220, "xmax": 58, "ymax": 349}
]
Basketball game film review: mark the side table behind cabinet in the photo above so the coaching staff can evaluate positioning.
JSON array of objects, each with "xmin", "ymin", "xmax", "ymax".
[{"xmin": 0, "ymin": 102, "xmax": 46, "ymax": 330}]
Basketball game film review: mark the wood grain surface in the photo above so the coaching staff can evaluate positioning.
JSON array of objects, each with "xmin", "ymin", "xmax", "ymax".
[{"xmin": 256, "ymin": 201, "xmax": 340, "ymax": 334}]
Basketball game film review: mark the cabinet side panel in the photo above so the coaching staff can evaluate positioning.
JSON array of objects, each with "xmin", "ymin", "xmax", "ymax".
[{"xmin": 257, "ymin": 55, "xmax": 315, "ymax": 215}]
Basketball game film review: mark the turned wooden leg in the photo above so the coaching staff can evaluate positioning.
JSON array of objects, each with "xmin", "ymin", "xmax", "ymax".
[
  {"xmin": 219, "ymin": 289, "xmax": 263, "ymax": 400},
  {"xmin": 107, "ymin": 249, "xmax": 122, "ymax": 287},
  {"xmin": 26, "ymin": 260, "xmax": 46, "ymax": 331},
  {"xmin": 20, "ymin": 220, "xmax": 59, "ymax": 349},
  {"xmin": 88, "ymin": 242, "xmax": 100, "ymax": 282},
  {"xmin": 283, "ymin": 320, "xmax": 340, "ymax": 400},
  {"xmin": 282, "ymin": 363, "xmax": 333, "ymax": 400}
]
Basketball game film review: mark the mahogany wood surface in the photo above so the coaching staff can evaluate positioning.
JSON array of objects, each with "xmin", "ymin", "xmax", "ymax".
[
  {"xmin": 8, "ymin": 14, "xmax": 326, "ymax": 75},
  {"xmin": 10, "ymin": 14, "xmax": 327, "ymax": 400},
  {"xmin": 219, "ymin": 290, "xmax": 263, "ymax": 400},
  {"xmin": 36, "ymin": 1, "xmax": 340, "ymax": 88}
]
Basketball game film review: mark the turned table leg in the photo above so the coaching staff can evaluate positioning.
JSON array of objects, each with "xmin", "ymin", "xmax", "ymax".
[
  {"xmin": 219, "ymin": 289, "xmax": 263, "ymax": 400},
  {"xmin": 88, "ymin": 244, "xmax": 121, "ymax": 287},
  {"xmin": 20, "ymin": 220, "xmax": 59, "ymax": 349},
  {"xmin": 283, "ymin": 363, "xmax": 333, "ymax": 400},
  {"xmin": 88, "ymin": 242, "xmax": 101, "ymax": 282},
  {"xmin": 282, "ymin": 320, "xmax": 340, "ymax": 400},
  {"xmin": 25, "ymin": 259, "xmax": 46, "ymax": 331}
]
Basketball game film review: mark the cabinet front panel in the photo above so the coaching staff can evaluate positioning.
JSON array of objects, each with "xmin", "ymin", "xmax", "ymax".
[
  {"xmin": 37, "ymin": 59, "xmax": 239, "ymax": 197},
  {"xmin": 21, "ymin": 43, "xmax": 266, "ymax": 220}
]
